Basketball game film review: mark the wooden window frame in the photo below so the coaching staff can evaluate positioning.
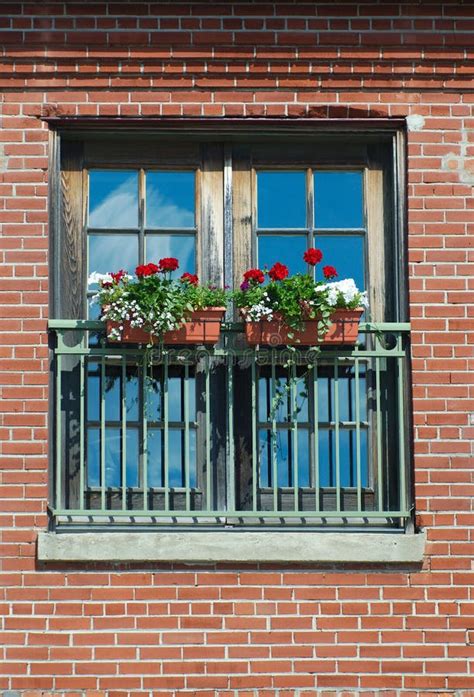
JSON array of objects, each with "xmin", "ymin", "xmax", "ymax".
[{"xmin": 48, "ymin": 121, "xmax": 411, "ymax": 527}]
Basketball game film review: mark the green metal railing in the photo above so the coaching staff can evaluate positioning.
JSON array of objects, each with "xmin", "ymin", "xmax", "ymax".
[{"xmin": 49, "ymin": 319, "xmax": 411, "ymax": 528}]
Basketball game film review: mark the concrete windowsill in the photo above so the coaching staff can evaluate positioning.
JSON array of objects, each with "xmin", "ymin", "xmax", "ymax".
[{"xmin": 37, "ymin": 530, "xmax": 425, "ymax": 564}]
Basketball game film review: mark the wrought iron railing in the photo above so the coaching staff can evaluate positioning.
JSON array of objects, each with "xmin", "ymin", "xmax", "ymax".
[{"xmin": 49, "ymin": 319, "xmax": 411, "ymax": 528}]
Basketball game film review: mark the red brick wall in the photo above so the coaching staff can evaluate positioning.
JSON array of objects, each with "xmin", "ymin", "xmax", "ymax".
[{"xmin": 1, "ymin": 1, "xmax": 473, "ymax": 694}]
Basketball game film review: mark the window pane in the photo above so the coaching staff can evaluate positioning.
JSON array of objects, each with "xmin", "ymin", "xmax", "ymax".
[
  {"xmin": 89, "ymin": 170, "xmax": 138, "ymax": 229},
  {"xmin": 146, "ymin": 171, "xmax": 195, "ymax": 228},
  {"xmin": 318, "ymin": 429, "xmax": 368, "ymax": 488},
  {"xmin": 87, "ymin": 427, "xmax": 100, "ymax": 487},
  {"xmin": 125, "ymin": 429, "xmax": 139, "ymax": 488},
  {"xmin": 258, "ymin": 235, "xmax": 307, "ymax": 275},
  {"xmin": 257, "ymin": 171, "xmax": 306, "ymax": 229},
  {"xmin": 147, "ymin": 428, "xmax": 162, "ymax": 487},
  {"xmin": 88, "ymin": 234, "xmax": 138, "ymax": 285},
  {"xmin": 87, "ymin": 362, "xmax": 100, "ymax": 422},
  {"xmin": 146, "ymin": 234, "xmax": 195, "ymax": 275},
  {"xmin": 314, "ymin": 171, "xmax": 363, "ymax": 229},
  {"xmin": 316, "ymin": 235, "xmax": 365, "ymax": 290},
  {"xmin": 104, "ymin": 426, "xmax": 121, "ymax": 488},
  {"xmin": 259, "ymin": 372, "xmax": 309, "ymax": 423}
]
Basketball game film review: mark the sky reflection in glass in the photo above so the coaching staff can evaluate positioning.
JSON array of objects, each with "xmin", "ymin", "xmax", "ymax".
[
  {"xmin": 316, "ymin": 235, "xmax": 365, "ymax": 290},
  {"xmin": 318, "ymin": 428, "xmax": 368, "ymax": 488},
  {"xmin": 147, "ymin": 428, "xmax": 196, "ymax": 488},
  {"xmin": 146, "ymin": 234, "xmax": 195, "ymax": 275},
  {"xmin": 258, "ymin": 373, "xmax": 309, "ymax": 423},
  {"xmin": 257, "ymin": 171, "xmax": 306, "ymax": 229},
  {"xmin": 258, "ymin": 235, "xmax": 307, "ymax": 275},
  {"xmin": 89, "ymin": 170, "xmax": 138, "ymax": 228},
  {"xmin": 314, "ymin": 171, "xmax": 364, "ymax": 229},
  {"xmin": 146, "ymin": 171, "xmax": 195, "ymax": 229},
  {"xmin": 87, "ymin": 427, "xmax": 139, "ymax": 488},
  {"xmin": 88, "ymin": 234, "xmax": 138, "ymax": 285},
  {"xmin": 258, "ymin": 429, "xmax": 310, "ymax": 487}
]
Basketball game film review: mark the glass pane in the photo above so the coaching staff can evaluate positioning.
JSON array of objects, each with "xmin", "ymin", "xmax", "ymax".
[
  {"xmin": 314, "ymin": 171, "xmax": 363, "ymax": 229},
  {"xmin": 87, "ymin": 362, "xmax": 100, "ymax": 422},
  {"xmin": 169, "ymin": 376, "xmax": 182, "ymax": 422},
  {"xmin": 87, "ymin": 427, "xmax": 100, "ymax": 487},
  {"xmin": 259, "ymin": 428, "xmax": 307, "ymax": 488},
  {"xmin": 104, "ymin": 367, "xmax": 120, "ymax": 422},
  {"xmin": 316, "ymin": 235, "xmax": 365, "ymax": 290},
  {"xmin": 125, "ymin": 368, "xmax": 139, "ymax": 422},
  {"xmin": 89, "ymin": 170, "xmax": 138, "ymax": 229},
  {"xmin": 88, "ymin": 297, "xmax": 101, "ymax": 320},
  {"xmin": 258, "ymin": 235, "xmax": 307, "ymax": 275},
  {"xmin": 147, "ymin": 373, "xmax": 162, "ymax": 422},
  {"xmin": 146, "ymin": 234, "xmax": 195, "ymax": 275},
  {"xmin": 317, "ymin": 366, "xmax": 367, "ymax": 424},
  {"xmin": 88, "ymin": 234, "xmax": 138, "ymax": 286},
  {"xmin": 318, "ymin": 428, "xmax": 368, "ymax": 488},
  {"xmin": 258, "ymin": 429, "xmax": 271, "ymax": 488},
  {"xmin": 259, "ymin": 372, "xmax": 308, "ymax": 423},
  {"xmin": 146, "ymin": 171, "xmax": 195, "ymax": 228},
  {"xmin": 147, "ymin": 428, "xmax": 162, "ymax": 487},
  {"xmin": 169, "ymin": 430, "xmax": 183, "ymax": 487},
  {"xmin": 257, "ymin": 171, "xmax": 306, "ymax": 229},
  {"xmin": 125, "ymin": 428, "xmax": 139, "ymax": 488},
  {"xmin": 297, "ymin": 429, "xmax": 310, "ymax": 488},
  {"xmin": 104, "ymin": 427, "xmax": 121, "ymax": 487}
]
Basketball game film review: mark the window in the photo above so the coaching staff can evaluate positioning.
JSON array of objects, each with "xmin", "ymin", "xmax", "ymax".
[{"xmin": 50, "ymin": 128, "xmax": 411, "ymax": 529}]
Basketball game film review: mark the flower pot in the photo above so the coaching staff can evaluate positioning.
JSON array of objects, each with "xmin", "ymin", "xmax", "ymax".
[
  {"xmin": 242, "ymin": 308, "xmax": 364, "ymax": 346},
  {"xmin": 107, "ymin": 307, "xmax": 226, "ymax": 345}
]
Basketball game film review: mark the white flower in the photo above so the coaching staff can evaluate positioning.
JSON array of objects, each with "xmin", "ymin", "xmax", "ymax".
[{"xmin": 88, "ymin": 271, "xmax": 113, "ymax": 286}]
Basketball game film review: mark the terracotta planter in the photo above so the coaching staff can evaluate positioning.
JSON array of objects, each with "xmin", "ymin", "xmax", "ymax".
[
  {"xmin": 242, "ymin": 308, "xmax": 364, "ymax": 346},
  {"xmin": 107, "ymin": 307, "xmax": 226, "ymax": 345}
]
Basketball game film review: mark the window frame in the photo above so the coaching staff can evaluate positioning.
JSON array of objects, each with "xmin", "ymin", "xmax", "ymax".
[{"xmin": 48, "ymin": 121, "xmax": 412, "ymax": 533}]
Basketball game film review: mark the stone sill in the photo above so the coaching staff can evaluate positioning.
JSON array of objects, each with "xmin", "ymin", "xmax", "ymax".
[{"xmin": 37, "ymin": 530, "xmax": 425, "ymax": 564}]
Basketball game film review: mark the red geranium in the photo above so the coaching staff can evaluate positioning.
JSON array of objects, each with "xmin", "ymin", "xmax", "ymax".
[
  {"xmin": 180, "ymin": 272, "xmax": 199, "ymax": 286},
  {"xmin": 135, "ymin": 263, "xmax": 160, "ymax": 278},
  {"xmin": 323, "ymin": 265, "xmax": 338, "ymax": 280},
  {"xmin": 159, "ymin": 257, "xmax": 179, "ymax": 272},
  {"xmin": 268, "ymin": 262, "xmax": 289, "ymax": 282},
  {"xmin": 303, "ymin": 247, "xmax": 323, "ymax": 266},
  {"xmin": 111, "ymin": 269, "xmax": 127, "ymax": 284},
  {"xmin": 243, "ymin": 268, "xmax": 265, "ymax": 285}
]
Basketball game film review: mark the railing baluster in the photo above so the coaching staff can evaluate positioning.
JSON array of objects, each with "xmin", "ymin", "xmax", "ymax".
[
  {"xmin": 313, "ymin": 362, "xmax": 320, "ymax": 513},
  {"xmin": 271, "ymin": 360, "xmax": 278, "ymax": 511},
  {"xmin": 251, "ymin": 355, "xmax": 257, "ymax": 512},
  {"xmin": 164, "ymin": 352, "xmax": 169, "ymax": 512},
  {"xmin": 398, "ymin": 353, "xmax": 407, "ymax": 514},
  {"xmin": 226, "ymin": 358, "xmax": 235, "ymax": 513},
  {"xmin": 121, "ymin": 357, "xmax": 127, "ymax": 511},
  {"xmin": 334, "ymin": 357, "xmax": 340, "ymax": 513},
  {"xmin": 55, "ymin": 352, "xmax": 62, "ymax": 511},
  {"xmin": 355, "ymin": 357, "xmax": 362, "ymax": 513},
  {"xmin": 184, "ymin": 363, "xmax": 190, "ymax": 512},
  {"xmin": 291, "ymin": 362, "xmax": 298, "ymax": 512},
  {"xmin": 100, "ymin": 357, "xmax": 106, "ymax": 511},
  {"xmin": 375, "ymin": 355, "xmax": 383, "ymax": 511},
  {"xmin": 79, "ymin": 354, "xmax": 85, "ymax": 512},
  {"xmin": 142, "ymin": 353, "xmax": 148, "ymax": 512},
  {"xmin": 205, "ymin": 353, "xmax": 211, "ymax": 510}
]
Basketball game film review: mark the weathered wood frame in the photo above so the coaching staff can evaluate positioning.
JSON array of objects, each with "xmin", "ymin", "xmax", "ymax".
[{"xmin": 48, "ymin": 123, "xmax": 410, "ymax": 524}]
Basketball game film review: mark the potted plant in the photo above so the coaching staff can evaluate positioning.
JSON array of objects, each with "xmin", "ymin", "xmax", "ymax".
[
  {"xmin": 89, "ymin": 258, "xmax": 227, "ymax": 345},
  {"xmin": 233, "ymin": 249, "xmax": 368, "ymax": 346}
]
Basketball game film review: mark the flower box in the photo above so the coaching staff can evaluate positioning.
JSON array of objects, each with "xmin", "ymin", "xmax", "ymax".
[
  {"xmin": 242, "ymin": 308, "xmax": 364, "ymax": 346},
  {"xmin": 107, "ymin": 307, "xmax": 226, "ymax": 345}
]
